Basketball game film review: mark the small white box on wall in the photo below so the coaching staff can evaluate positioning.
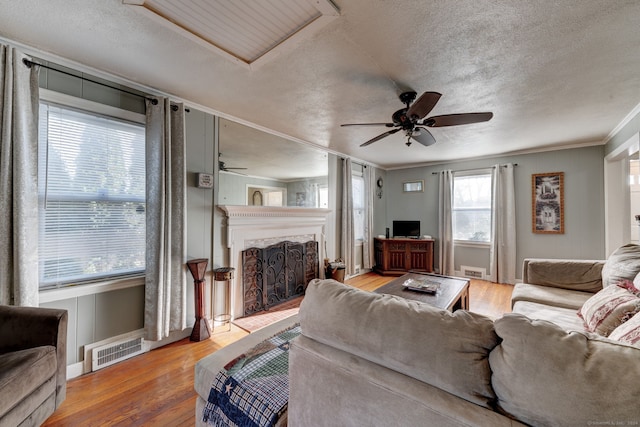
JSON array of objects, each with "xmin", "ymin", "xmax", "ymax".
[{"xmin": 197, "ymin": 173, "xmax": 214, "ymax": 189}]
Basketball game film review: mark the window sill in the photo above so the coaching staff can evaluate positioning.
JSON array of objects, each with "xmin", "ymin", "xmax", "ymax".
[
  {"xmin": 454, "ymin": 240, "xmax": 491, "ymax": 249},
  {"xmin": 39, "ymin": 275, "xmax": 145, "ymax": 304}
]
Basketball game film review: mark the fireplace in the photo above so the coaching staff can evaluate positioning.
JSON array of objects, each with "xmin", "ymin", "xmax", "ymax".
[
  {"xmin": 220, "ymin": 205, "xmax": 330, "ymax": 319},
  {"xmin": 242, "ymin": 240, "xmax": 318, "ymax": 316}
]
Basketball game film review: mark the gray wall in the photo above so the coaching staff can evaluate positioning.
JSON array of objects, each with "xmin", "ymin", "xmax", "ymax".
[
  {"xmin": 373, "ymin": 168, "xmax": 388, "ymax": 237},
  {"xmin": 218, "ymin": 173, "xmax": 286, "ymax": 205},
  {"xmin": 384, "ymin": 145, "xmax": 606, "ymax": 279}
]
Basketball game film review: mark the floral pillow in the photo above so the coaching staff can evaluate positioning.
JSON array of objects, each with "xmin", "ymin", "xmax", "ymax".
[
  {"xmin": 578, "ymin": 280, "xmax": 640, "ymax": 336},
  {"xmin": 609, "ymin": 312, "xmax": 640, "ymax": 346}
]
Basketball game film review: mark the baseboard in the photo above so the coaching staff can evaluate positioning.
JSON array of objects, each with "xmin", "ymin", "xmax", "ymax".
[
  {"xmin": 67, "ymin": 361, "xmax": 84, "ymax": 380},
  {"xmin": 68, "ymin": 325, "xmax": 193, "ymax": 378},
  {"xmin": 147, "ymin": 328, "xmax": 192, "ymax": 351}
]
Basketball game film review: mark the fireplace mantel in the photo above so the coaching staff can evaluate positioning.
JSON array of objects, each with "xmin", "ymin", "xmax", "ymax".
[
  {"xmin": 219, "ymin": 205, "xmax": 331, "ymax": 319},
  {"xmin": 220, "ymin": 205, "xmax": 331, "ymax": 218}
]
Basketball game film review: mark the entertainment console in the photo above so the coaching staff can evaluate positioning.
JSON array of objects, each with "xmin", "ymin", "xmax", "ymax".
[{"xmin": 373, "ymin": 237, "xmax": 434, "ymax": 276}]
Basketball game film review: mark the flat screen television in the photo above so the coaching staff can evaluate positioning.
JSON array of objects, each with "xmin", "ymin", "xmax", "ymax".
[{"xmin": 393, "ymin": 220, "xmax": 420, "ymax": 238}]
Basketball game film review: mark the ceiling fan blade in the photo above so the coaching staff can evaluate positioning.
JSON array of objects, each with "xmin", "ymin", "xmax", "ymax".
[
  {"xmin": 425, "ymin": 112, "xmax": 493, "ymax": 127},
  {"xmin": 225, "ymin": 167, "xmax": 247, "ymax": 170},
  {"xmin": 406, "ymin": 92, "xmax": 442, "ymax": 120},
  {"xmin": 411, "ymin": 128, "xmax": 437, "ymax": 147},
  {"xmin": 341, "ymin": 123, "xmax": 395, "ymax": 127},
  {"xmin": 360, "ymin": 128, "xmax": 401, "ymax": 147}
]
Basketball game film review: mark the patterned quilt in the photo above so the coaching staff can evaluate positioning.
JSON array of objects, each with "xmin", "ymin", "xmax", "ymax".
[{"xmin": 202, "ymin": 324, "xmax": 301, "ymax": 427}]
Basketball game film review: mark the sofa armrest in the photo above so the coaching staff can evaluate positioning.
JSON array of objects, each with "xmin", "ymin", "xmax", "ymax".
[
  {"xmin": 522, "ymin": 258, "xmax": 604, "ymax": 293},
  {"xmin": 0, "ymin": 305, "xmax": 68, "ymax": 406}
]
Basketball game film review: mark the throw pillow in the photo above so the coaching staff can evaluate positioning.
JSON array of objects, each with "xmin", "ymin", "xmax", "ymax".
[
  {"xmin": 631, "ymin": 272, "xmax": 640, "ymax": 296},
  {"xmin": 609, "ymin": 312, "xmax": 640, "ymax": 346},
  {"xmin": 601, "ymin": 243, "xmax": 640, "ymax": 288},
  {"xmin": 577, "ymin": 281, "xmax": 640, "ymax": 336}
]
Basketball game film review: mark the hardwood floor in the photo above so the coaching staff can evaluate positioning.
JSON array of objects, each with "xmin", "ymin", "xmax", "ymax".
[{"xmin": 43, "ymin": 273, "xmax": 513, "ymax": 427}]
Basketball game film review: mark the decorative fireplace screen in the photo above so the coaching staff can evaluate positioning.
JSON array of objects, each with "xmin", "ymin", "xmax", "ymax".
[{"xmin": 241, "ymin": 240, "xmax": 318, "ymax": 316}]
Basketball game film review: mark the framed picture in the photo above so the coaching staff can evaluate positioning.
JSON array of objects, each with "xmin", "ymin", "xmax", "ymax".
[
  {"xmin": 532, "ymin": 172, "xmax": 564, "ymax": 234},
  {"xmin": 403, "ymin": 180, "xmax": 424, "ymax": 192}
]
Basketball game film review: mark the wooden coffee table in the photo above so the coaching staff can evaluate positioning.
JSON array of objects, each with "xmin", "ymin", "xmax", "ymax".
[{"xmin": 374, "ymin": 271, "xmax": 470, "ymax": 312}]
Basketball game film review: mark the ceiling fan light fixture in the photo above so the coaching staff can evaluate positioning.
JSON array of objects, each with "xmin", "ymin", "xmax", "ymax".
[{"xmin": 342, "ymin": 91, "xmax": 493, "ymax": 148}]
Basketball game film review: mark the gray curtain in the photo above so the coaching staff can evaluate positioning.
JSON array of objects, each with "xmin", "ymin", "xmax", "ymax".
[
  {"xmin": 438, "ymin": 170, "xmax": 454, "ymax": 276},
  {"xmin": 144, "ymin": 98, "xmax": 187, "ymax": 341},
  {"xmin": 341, "ymin": 158, "xmax": 355, "ymax": 276},
  {"xmin": 363, "ymin": 165, "xmax": 375, "ymax": 270},
  {"xmin": 490, "ymin": 164, "xmax": 517, "ymax": 284},
  {"xmin": 0, "ymin": 45, "xmax": 39, "ymax": 306}
]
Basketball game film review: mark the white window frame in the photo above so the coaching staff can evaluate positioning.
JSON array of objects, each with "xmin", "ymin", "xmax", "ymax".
[
  {"xmin": 38, "ymin": 89, "xmax": 146, "ymax": 301},
  {"xmin": 352, "ymin": 170, "xmax": 365, "ymax": 243},
  {"xmin": 452, "ymin": 169, "xmax": 493, "ymax": 247}
]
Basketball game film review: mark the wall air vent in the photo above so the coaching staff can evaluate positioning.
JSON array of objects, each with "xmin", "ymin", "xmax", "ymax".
[
  {"xmin": 91, "ymin": 332, "xmax": 146, "ymax": 371},
  {"xmin": 460, "ymin": 265, "xmax": 486, "ymax": 280}
]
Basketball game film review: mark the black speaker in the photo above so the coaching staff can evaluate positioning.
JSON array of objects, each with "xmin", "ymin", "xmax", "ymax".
[{"xmin": 385, "ymin": 227, "xmax": 390, "ymax": 238}]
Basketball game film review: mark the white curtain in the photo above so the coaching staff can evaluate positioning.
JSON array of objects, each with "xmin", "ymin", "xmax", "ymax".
[
  {"xmin": 490, "ymin": 163, "xmax": 517, "ymax": 284},
  {"xmin": 0, "ymin": 46, "xmax": 39, "ymax": 306},
  {"xmin": 144, "ymin": 98, "xmax": 187, "ymax": 341},
  {"xmin": 363, "ymin": 165, "xmax": 376, "ymax": 270},
  {"xmin": 341, "ymin": 158, "xmax": 355, "ymax": 276},
  {"xmin": 438, "ymin": 170, "xmax": 454, "ymax": 276}
]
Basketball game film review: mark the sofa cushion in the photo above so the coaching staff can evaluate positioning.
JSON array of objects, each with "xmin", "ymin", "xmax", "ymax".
[
  {"xmin": 299, "ymin": 279, "xmax": 499, "ymax": 408},
  {"xmin": 601, "ymin": 243, "xmax": 640, "ymax": 288},
  {"xmin": 511, "ymin": 283, "xmax": 593, "ymax": 310},
  {"xmin": 577, "ymin": 283, "xmax": 640, "ymax": 336},
  {"xmin": 490, "ymin": 314, "xmax": 640, "ymax": 426},
  {"xmin": 523, "ymin": 259, "xmax": 603, "ymax": 292},
  {"xmin": 609, "ymin": 311, "xmax": 640, "ymax": 346},
  {"xmin": 0, "ymin": 346, "xmax": 57, "ymax": 417},
  {"xmin": 512, "ymin": 300, "xmax": 585, "ymax": 331}
]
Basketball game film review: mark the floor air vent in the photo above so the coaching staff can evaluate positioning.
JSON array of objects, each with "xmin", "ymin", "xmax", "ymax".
[
  {"xmin": 460, "ymin": 266, "xmax": 486, "ymax": 280},
  {"xmin": 92, "ymin": 334, "xmax": 145, "ymax": 371}
]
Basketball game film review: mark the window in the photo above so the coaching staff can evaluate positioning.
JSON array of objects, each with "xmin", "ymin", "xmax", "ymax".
[
  {"xmin": 452, "ymin": 172, "xmax": 492, "ymax": 243},
  {"xmin": 317, "ymin": 185, "xmax": 328, "ymax": 208},
  {"xmin": 352, "ymin": 174, "xmax": 365, "ymax": 241},
  {"xmin": 38, "ymin": 102, "xmax": 146, "ymax": 289}
]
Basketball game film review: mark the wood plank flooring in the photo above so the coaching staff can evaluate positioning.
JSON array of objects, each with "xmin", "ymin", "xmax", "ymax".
[{"xmin": 43, "ymin": 273, "xmax": 513, "ymax": 427}]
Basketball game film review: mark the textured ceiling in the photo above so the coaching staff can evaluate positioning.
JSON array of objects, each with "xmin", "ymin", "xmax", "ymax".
[{"xmin": 1, "ymin": 0, "xmax": 639, "ymax": 169}]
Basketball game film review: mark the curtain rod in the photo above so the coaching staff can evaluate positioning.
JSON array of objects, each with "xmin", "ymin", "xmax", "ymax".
[
  {"xmin": 431, "ymin": 163, "xmax": 518, "ymax": 175},
  {"xmin": 340, "ymin": 157, "xmax": 368, "ymax": 168},
  {"xmin": 22, "ymin": 58, "xmax": 160, "ymax": 105}
]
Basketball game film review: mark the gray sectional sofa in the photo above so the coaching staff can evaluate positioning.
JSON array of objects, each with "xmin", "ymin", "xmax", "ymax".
[
  {"xmin": 196, "ymin": 244, "xmax": 640, "ymax": 426},
  {"xmin": 289, "ymin": 257, "xmax": 640, "ymax": 426},
  {"xmin": 0, "ymin": 305, "xmax": 68, "ymax": 427}
]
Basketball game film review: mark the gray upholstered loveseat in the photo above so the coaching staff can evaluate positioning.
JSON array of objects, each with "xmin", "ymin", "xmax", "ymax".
[
  {"xmin": 0, "ymin": 306, "xmax": 68, "ymax": 427},
  {"xmin": 289, "ymin": 270, "xmax": 640, "ymax": 426}
]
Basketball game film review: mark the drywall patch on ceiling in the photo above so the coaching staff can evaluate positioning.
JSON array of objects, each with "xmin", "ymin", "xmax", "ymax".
[{"xmin": 123, "ymin": 0, "xmax": 339, "ymax": 69}]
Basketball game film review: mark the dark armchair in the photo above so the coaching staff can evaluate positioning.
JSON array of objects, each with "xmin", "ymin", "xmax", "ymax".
[{"xmin": 0, "ymin": 305, "xmax": 68, "ymax": 426}]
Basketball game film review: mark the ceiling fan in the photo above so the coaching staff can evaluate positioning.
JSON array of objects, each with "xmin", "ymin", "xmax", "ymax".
[
  {"xmin": 341, "ymin": 91, "xmax": 493, "ymax": 147},
  {"xmin": 218, "ymin": 153, "xmax": 248, "ymax": 175}
]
